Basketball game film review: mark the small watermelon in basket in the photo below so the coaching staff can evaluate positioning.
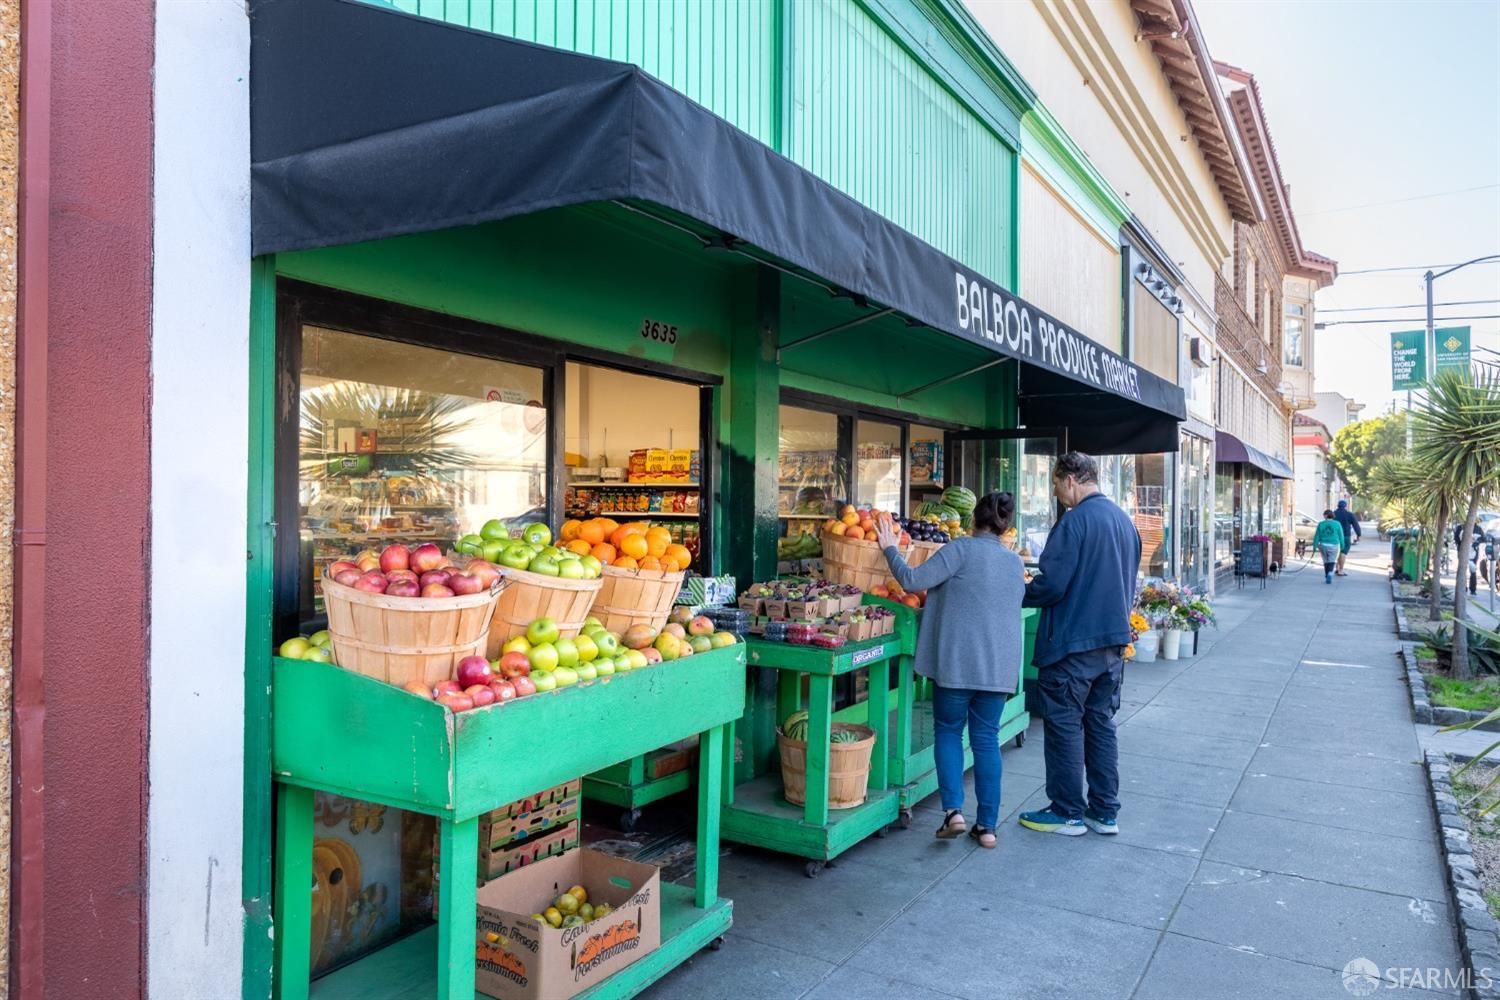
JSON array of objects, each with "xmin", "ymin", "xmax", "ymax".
[{"xmin": 781, "ymin": 709, "xmax": 809, "ymax": 742}]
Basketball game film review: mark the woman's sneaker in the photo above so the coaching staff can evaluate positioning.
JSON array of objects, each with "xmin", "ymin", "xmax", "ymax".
[
  {"xmin": 1084, "ymin": 811, "xmax": 1119, "ymax": 835},
  {"xmin": 1018, "ymin": 809, "xmax": 1086, "ymax": 836}
]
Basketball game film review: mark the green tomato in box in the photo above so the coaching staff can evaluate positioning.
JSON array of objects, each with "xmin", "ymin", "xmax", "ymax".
[
  {"xmin": 573, "ymin": 633, "xmax": 599, "ymax": 663},
  {"xmin": 554, "ymin": 893, "xmax": 579, "ymax": 916},
  {"xmin": 522, "ymin": 522, "xmax": 553, "ymax": 547},
  {"xmin": 561, "ymin": 915, "xmax": 584, "ymax": 929},
  {"xmin": 553, "ymin": 637, "xmax": 579, "ymax": 668},
  {"xmin": 574, "ymin": 661, "xmax": 597, "ymax": 682},
  {"xmin": 480, "ymin": 519, "xmax": 509, "ymax": 542}
]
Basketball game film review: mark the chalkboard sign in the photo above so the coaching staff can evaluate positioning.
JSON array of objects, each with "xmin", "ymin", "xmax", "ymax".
[{"xmin": 1239, "ymin": 540, "xmax": 1268, "ymax": 578}]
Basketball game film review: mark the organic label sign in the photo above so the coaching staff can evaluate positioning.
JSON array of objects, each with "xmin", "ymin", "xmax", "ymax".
[
  {"xmin": 1391, "ymin": 331, "xmax": 1426, "ymax": 390},
  {"xmin": 1434, "ymin": 326, "xmax": 1471, "ymax": 373},
  {"xmin": 851, "ymin": 645, "xmax": 886, "ymax": 667}
]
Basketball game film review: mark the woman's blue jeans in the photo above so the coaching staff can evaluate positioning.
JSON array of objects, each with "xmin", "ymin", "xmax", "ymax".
[{"xmin": 932, "ymin": 684, "xmax": 1006, "ymax": 828}]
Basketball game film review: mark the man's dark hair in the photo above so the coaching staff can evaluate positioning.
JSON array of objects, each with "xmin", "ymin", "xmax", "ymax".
[
  {"xmin": 1054, "ymin": 451, "xmax": 1099, "ymax": 485},
  {"xmin": 1323, "ymin": 509, "xmax": 1335, "ymax": 519}
]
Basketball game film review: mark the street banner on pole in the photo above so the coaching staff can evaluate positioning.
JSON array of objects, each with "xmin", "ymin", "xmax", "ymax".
[
  {"xmin": 1391, "ymin": 330, "xmax": 1427, "ymax": 389},
  {"xmin": 1433, "ymin": 326, "xmax": 1471, "ymax": 373}
]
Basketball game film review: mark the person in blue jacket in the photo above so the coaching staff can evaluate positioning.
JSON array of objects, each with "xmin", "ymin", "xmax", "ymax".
[
  {"xmin": 1333, "ymin": 499, "xmax": 1361, "ymax": 576},
  {"xmin": 1018, "ymin": 451, "xmax": 1140, "ymax": 837}
]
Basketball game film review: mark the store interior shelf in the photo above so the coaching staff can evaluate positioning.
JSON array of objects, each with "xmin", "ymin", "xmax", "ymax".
[
  {"xmin": 779, "ymin": 513, "xmax": 828, "ymax": 519},
  {"xmin": 569, "ymin": 481, "xmax": 699, "ymax": 488},
  {"xmin": 309, "ymin": 884, "xmax": 732, "ymax": 1000},
  {"xmin": 597, "ymin": 510, "xmax": 700, "ymax": 519}
]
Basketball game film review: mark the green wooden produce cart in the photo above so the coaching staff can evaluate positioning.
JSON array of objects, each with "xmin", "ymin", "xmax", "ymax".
[
  {"xmin": 833, "ymin": 600, "xmax": 1035, "ymax": 826},
  {"xmin": 721, "ymin": 632, "xmax": 901, "ymax": 878},
  {"xmin": 269, "ymin": 644, "xmax": 747, "ymax": 1000},
  {"xmin": 583, "ymin": 748, "xmax": 696, "ymax": 832}
]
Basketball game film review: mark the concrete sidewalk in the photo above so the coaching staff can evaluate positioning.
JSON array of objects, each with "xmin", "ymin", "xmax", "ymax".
[{"xmin": 646, "ymin": 544, "xmax": 1458, "ymax": 999}]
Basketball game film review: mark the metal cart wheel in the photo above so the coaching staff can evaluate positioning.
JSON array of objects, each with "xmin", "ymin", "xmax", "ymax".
[
  {"xmin": 875, "ymin": 825, "xmax": 889, "ymax": 839},
  {"xmin": 898, "ymin": 808, "xmax": 914, "ymax": 829},
  {"xmin": 619, "ymin": 808, "xmax": 642, "ymax": 833},
  {"xmin": 803, "ymin": 860, "xmax": 825, "ymax": 879},
  {"xmin": 1014, "ymin": 731, "xmax": 1026, "ymax": 749},
  {"xmin": 708, "ymin": 937, "xmax": 725, "ymax": 952}
]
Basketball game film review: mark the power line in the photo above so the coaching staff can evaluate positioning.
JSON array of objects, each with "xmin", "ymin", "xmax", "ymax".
[
  {"xmin": 1316, "ymin": 314, "xmax": 1500, "ymax": 327},
  {"xmin": 1301, "ymin": 183, "xmax": 1500, "ymax": 217},
  {"xmin": 1318, "ymin": 299, "xmax": 1500, "ymax": 313},
  {"xmin": 1339, "ymin": 261, "xmax": 1500, "ymax": 275}
]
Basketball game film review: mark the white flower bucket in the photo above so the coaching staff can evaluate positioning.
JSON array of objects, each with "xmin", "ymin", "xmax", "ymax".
[
  {"xmin": 1161, "ymin": 628, "xmax": 1183, "ymax": 660},
  {"xmin": 1134, "ymin": 630, "xmax": 1160, "ymax": 662}
]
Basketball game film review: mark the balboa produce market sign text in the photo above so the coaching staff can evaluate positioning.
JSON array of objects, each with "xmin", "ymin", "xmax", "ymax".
[{"xmin": 955, "ymin": 271, "xmax": 1143, "ymax": 401}]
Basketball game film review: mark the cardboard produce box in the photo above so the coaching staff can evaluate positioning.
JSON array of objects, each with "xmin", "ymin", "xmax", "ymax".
[{"xmin": 474, "ymin": 850, "xmax": 661, "ymax": 1000}]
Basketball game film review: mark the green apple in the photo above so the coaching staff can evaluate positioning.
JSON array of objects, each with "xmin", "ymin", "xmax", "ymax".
[
  {"xmin": 583, "ymin": 616, "xmax": 603, "ymax": 629},
  {"xmin": 458, "ymin": 533, "xmax": 486, "ymax": 555},
  {"xmin": 303, "ymin": 647, "xmax": 333, "ymax": 663},
  {"xmin": 554, "ymin": 637, "xmax": 579, "ymax": 668},
  {"xmin": 502, "ymin": 635, "xmax": 531, "ymax": 655},
  {"xmin": 531, "ymin": 670, "xmax": 558, "ymax": 692},
  {"xmin": 710, "ymin": 631, "xmax": 737, "ymax": 648},
  {"xmin": 522, "ymin": 522, "xmax": 553, "ymax": 547},
  {"xmin": 498, "ymin": 543, "xmax": 533, "ymax": 570},
  {"xmin": 279, "ymin": 637, "xmax": 311, "ymax": 659},
  {"xmin": 553, "ymin": 665, "xmax": 579, "ymax": 687},
  {"xmin": 527, "ymin": 642, "xmax": 559, "ymax": 674},
  {"xmin": 537, "ymin": 545, "xmax": 563, "ymax": 559},
  {"xmin": 593, "ymin": 658, "xmax": 615, "ymax": 677},
  {"xmin": 573, "ymin": 633, "xmax": 599, "ymax": 662},
  {"xmin": 557, "ymin": 560, "xmax": 586, "ymax": 580},
  {"xmin": 527, "ymin": 617, "xmax": 561, "ymax": 646},
  {"xmin": 579, "ymin": 555, "xmax": 603, "ymax": 578},
  {"xmin": 528, "ymin": 553, "xmax": 562, "ymax": 577},
  {"xmin": 594, "ymin": 632, "xmax": 621, "ymax": 658},
  {"xmin": 612, "ymin": 653, "xmax": 632, "ymax": 673},
  {"xmin": 308, "ymin": 630, "xmax": 332, "ymax": 649},
  {"xmin": 483, "ymin": 540, "xmax": 511, "ymax": 565},
  {"xmin": 480, "ymin": 519, "xmax": 509, "ymax": 541},
  {"xmin": 624, "ymin": 649, "xmax": 649, "ymax": 669},
  {"xmin": 574, "ymin": 661, "xmax": 598, "ymax": 681}
]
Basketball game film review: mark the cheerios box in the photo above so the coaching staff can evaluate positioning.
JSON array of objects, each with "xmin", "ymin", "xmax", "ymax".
[{"xmin": 474, "ymin": 849, "xmax": 660, "ymax": 1000}]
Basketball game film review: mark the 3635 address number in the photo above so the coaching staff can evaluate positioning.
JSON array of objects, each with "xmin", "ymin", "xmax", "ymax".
[{"xmin": 640, "ymin": 318, "xmax": 679, "ymax": 344}]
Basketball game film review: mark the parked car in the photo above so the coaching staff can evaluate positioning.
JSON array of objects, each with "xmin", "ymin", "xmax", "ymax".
[{"xmin": 1293, "ymin": 511, "xmax": 1318, "ymax": 544}]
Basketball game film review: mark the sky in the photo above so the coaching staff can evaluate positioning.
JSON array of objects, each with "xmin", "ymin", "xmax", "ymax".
[{"xmin": 1193, "ymin": 0, "xmax": 1500, "ymax": 419}]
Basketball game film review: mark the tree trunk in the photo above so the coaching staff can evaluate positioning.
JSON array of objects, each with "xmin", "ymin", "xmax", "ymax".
[
  {"xmin": 1429, "ymin": 494, "xmax": 1449, "ymax": 622},
  {"xmin": 1452, "ymin": 493, "xmax": 1481, "ymax": 679}
]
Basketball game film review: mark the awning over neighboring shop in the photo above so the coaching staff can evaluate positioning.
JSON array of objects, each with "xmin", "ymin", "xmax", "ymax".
[
  {"xmin": 1216, "ymin": 430, "xmax": 1293, "ymax": 479},
  {"xmin": 249, "ymin": 0, "xmax": 1185, "ymax": 442}
]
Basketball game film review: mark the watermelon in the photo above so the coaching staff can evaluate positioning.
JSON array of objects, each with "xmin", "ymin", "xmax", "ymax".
[
  {"xmin": 830, "ymin": 728, "xmax": 861, "ymax": 744},
  {"xmin": 782, "ymin": 710, "xmax": 809, "ymax": 742},
  {"xmin": 941, "ymin": 486, "xmax": 977, "ymax": 514}
]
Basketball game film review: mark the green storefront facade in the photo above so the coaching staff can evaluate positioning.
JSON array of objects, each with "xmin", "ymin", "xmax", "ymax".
[{"xmin": 246, "ymin": 1, "xmax": 1176, "ymax": 995}]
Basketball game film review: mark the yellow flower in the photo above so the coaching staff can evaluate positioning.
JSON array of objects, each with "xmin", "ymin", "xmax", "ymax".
[
  {"xmin": 1124, "ymin": 644, "xmax": 1136, "ymax": 660},
  {"xmin": 1129, "ymin": 612, "xmax": 1149, "ymax": 632}
]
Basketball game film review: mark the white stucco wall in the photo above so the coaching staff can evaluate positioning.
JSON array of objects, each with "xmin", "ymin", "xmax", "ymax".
[
  {"xmin": 968, "ymin": 0, "xmax": 1233, "ymax": 298},
  {"xmin": 150, "ymin": 1, "xmax": 251, "ymax": 994}
]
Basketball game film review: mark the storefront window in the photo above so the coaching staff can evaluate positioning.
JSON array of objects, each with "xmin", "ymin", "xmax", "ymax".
[
  {"xmin": 1014, "ymin": 440, "xmax": 1057, "ymax": 562},
  {"xmin": 908, "ymin": 424, "xmax": 945, "ymax": 510},
  {"xmin": 1214, "ymin": 464, "xmax": 1234, "ymax": 568},
  {"xmin": 855, "ymin": 419, "xmax": 903, "ymax": 512},
  {"xmin": 1284, "ymin": 303, "xmax": 1304, "ymax": 367},
  {"xmin": 778, "ymin": 406, "xmax": 844, "ymax": 539},
  {"xmin": 1130, "ymin": 453, "xmax": 1174, "ymax": 579},
  {"xmin": 298, "ymin": 326, "xmax": 547, "ymax": 628},
  {"xmin": 1179, "ymin": 435, "xmax": 1213, "ymax": 590}
]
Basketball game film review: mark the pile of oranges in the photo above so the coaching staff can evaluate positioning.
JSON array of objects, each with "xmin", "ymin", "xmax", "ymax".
[
  {"xmin": 823, "ymin": 505, "xmax": 911, "ymax": 545},
  {"xmin": 558, "ymin": 518, "xmax": 693, "ymax": 573}
]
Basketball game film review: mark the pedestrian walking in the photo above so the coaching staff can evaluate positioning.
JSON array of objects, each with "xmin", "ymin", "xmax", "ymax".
[
  {"xmin": 876, "ymin": 493, "xmax": 1024, "ymax": 849},
  {"xmin": 1314, "ymin": 509, "xmax": 1344, "ymax": 584},
  {"xmin": 1333, "ymin": 499, "xmax": 1361, "ymax": 576},
  {"xmin": 1018, "ymin": 452, "xmax": 1140, "ymax": 837},
  {"xmin": 1455, "ymin": 522, "xmax": 1481, "ymax": 596}
]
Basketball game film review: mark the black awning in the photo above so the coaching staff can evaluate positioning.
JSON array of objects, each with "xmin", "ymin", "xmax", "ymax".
[
  {"xmin": 250, "ymin": 0, "xmax": 1185, "ymax": 435},
  {"xmin": 1216, "ymin": 430, "xmax": 1293, "ymax": 479}
]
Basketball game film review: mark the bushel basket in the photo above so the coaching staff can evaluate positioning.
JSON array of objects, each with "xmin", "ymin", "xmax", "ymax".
[
  {"xmin": 591, "ymin": 564, "xmax": 686, "ymax": 634},
  {"xmin": 777, "ymin": 722, "xmax": 877, "ymax": 809},
  {"xmin": 321, "ymin": 574, "xmax": 504, "ymax": 687},
  {"xmin": 821, "ymin": 530, "xmax": 910, "ymax": 593},
  {"xmin": 905, "ymin": 540, "xmax": 944, "ymax": 567},
  {"xmin": 486, "ymin": 565, "xmax": 602, "ymax": 658}
]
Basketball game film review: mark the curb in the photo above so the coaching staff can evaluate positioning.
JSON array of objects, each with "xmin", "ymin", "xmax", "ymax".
[
  {"xmin": 1425, "ymin": 750, "xmax": 1500, "ymax": 1000},
  {"xmin": 1393, "ymin": 578, "xmax": 1429, "ymax": 606},
  {"xmin": 1400, "ymin": 636, "xmax": 1500, "ymax": 732},
  {"xmin": 1396, "ymin": 603, "xmax": 1424, "ymax": 642}
]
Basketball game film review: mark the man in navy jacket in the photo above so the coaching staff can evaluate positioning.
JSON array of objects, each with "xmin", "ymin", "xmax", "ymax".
[{"xmin": 1019, "ymin": 451, "xmax": 1140, "ymax": 837}]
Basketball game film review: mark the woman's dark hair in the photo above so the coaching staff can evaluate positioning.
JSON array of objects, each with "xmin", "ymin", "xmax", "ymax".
[
  {"xmin": 973, "ymin": 491, "xmax": 1015, "ymax": 534},
  {"xmin": 1323, "ymin": 509, "xmax": 1335, "ymax": 519}
]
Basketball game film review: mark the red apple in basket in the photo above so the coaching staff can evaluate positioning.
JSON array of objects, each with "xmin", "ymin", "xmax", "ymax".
[
  {"xmin": 419, "ymin": 569, "xmax": 452, "ymax": 588},
  {"xmin": 354, "ymin": 571, "xmax": 389, "ymax": 594},
  {"xmin": 402, "ymin": 680, "xmax": 434, "ymax": 700},
  {"xmin": 449, "ymin": 572, "xmax": 484, "ymax": 596},
  {"xmin": 488, "ymin": 679, "xmax": 516, "ymax": 703},
  {"xmin": 465, "ymin": 684, "xmax": 496, "ymax": 707},
  {"xmin": 380, "ymin": 544, "xmax": 410, "ymax": 573},
  {"xmin": 511, "ymin": 675, "xmax": 537, "ymax": 698},
  {"xmin": 422, "ymin": 583, "xmax": 455, "ymax": 598},
  {"xmin": 497, "ymin": 651, "xmax": 532, "ymax": 679},
  {"xmin": 356, "ymin": 553, "xmax": 381, "ymax": 574},
  {"xmin": 387, "ymin": 580, "xmax": 421, "ymax": 598},
  {"xmin": 334, "ymin": 569, "xmax": 363, "ymax": 587},
  {"xmin": 410, "ymin": 543, "xmax": 445, "ymax": 573},
  {"xmin": 386, "ymin": 569, "xmax": 419, "ymax": 583},
  {"xmin": 328, "ymin": 560, "xmax": 359, "ymax": 578},
  {"xmin": 456, "ymin": 656, "xmax": 493, "ymax": 689},
  {"xmin": 465, "ymin": 560, "xmax": 502, "ymax": 588},
  {"xmin": 437, "ymin": 693, "xmax": 474, "ymax": 712},
  {"xmin": 433, "ymin": 680, "xmax": 463, "ymax": 698}
]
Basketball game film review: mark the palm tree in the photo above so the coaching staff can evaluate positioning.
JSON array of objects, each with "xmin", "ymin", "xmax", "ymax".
[{"xmin": 1412, "ymin": 368, "xmax": 1500, "ymax": 676}]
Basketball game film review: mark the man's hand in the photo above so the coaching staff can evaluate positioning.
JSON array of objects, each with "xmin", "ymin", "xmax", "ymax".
[{"xmin": 874, "ymin": 512, "xmax": 902, "ymax": 550}]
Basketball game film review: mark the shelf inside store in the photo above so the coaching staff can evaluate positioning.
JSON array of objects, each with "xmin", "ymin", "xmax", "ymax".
[
  {"xmin": 569, "ymin": 480, "xmax": 699, "ymax": 488},
  {"xmin": 597, "ymin": 510, "xmax": 700, "ymax": 518},
  {"xmin": 779, "ymin": 513, "xmax": 829, "ymax": 519}
]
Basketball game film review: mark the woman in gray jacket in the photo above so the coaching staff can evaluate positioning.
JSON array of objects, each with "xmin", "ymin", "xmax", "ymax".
[{"xmin": 874, "ymin": 493, "xmax": 1024, "ymax": 848}]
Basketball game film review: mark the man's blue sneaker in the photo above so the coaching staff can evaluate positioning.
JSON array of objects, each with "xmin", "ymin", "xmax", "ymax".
[
  {"xmin": 1018, "ymin": 809, "xmax": 1086, "ymax": 836},
  {"xmin": 1084, "ymin": 811, "xmax": 1119, "ymax": 835}
]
